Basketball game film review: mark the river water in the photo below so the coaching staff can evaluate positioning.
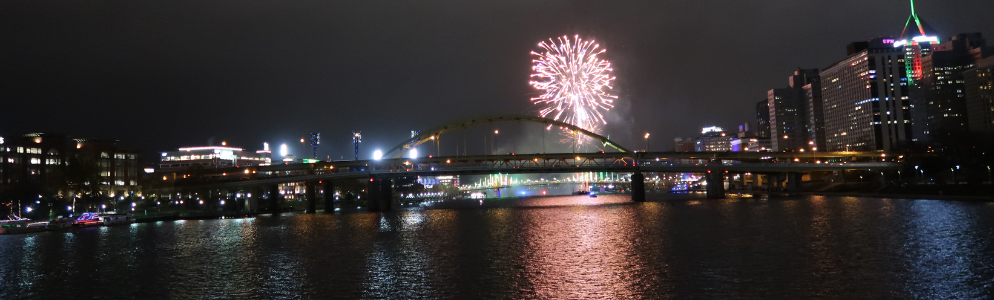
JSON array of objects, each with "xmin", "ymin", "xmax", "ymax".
[{"xmin": 2, "ymin": 193, "xmax": 993, "ymax": 299}]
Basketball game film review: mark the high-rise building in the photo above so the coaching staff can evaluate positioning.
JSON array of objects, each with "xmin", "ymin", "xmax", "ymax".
[
  {"xmin": 920, "ymin": 33, "xmax": 994, "ymax": 144},
  {"xmin": 965, "ymin": 56, "xmax": 994, "ymax": 135},
  {"xmin": 755, "ymin": 99, "xmax": 771, "ymax": 138},
  {"xmin": 767, "ymin": 69, "xmax": 820, "ymax": 151},
  {"xmin": 820, "ymin": 38, "xmax": 915, "ymax": 152},
  {"xmin": 803, "ymin": 80, "xmax": 826, "ymax": 150}
]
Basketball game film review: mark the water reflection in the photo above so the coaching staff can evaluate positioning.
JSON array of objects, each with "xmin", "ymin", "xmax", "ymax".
[
  {"xmin": 1, "ymin": 195, "xmax": 993, "ymax": 299},
  {"xmin": 515, "ymin": 195, "xmax": 653, "ymax": 298}
]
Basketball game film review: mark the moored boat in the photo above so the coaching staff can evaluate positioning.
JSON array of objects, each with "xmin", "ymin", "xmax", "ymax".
[{"xmin": 73, "ymin": 212, "xmax": 133, "ymax": 227}]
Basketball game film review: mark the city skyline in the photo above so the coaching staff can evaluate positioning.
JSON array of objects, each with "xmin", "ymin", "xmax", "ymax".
[{"xmin": 3, "ymin": 0, "xmax": 994, "ymax": 159}]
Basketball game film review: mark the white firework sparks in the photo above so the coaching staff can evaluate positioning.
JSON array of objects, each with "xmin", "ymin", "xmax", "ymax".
[{"xmin": 530, "ymin": 35, "xmax": 617, "ymax": 138}]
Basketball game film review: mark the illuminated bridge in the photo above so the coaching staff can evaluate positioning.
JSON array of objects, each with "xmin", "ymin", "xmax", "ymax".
[
  {"xmin": 153, "ymin": 150, "xmax": 902, "ymax": 213},
  {"xmin": 150, "ymin": 115, "xmax": 904, "ymax": 213}
]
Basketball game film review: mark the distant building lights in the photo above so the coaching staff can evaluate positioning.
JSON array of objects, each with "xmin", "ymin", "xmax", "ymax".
[
  {"xmin": 702, "ymin": 126, "xmax": 723, "ymax": 134},
  {"xmin": 177, "ymin": 146, "xmax": 244, "ymax": 152},
  {"xmin": 144, "ymin": 168, "xmax": 155, "ymax": 174}
]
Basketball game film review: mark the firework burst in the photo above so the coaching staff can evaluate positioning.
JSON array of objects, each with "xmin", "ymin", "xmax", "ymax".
[{"xmin": 529, "ymin": 35, "xmax": 617, "ymax": 143}]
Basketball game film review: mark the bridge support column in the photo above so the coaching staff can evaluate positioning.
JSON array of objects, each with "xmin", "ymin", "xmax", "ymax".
[
  {"xmin": 631, "ymin": 172, "xmax": 645, "ymax": 202},
  {"xmin": 773, "ymin": 173, "xmax": 784, "ymax": 191},
  {"xmin": 268, "ymin": 185, "xmax": 281, "ymax": 213},
  {"xmin": 738, "ymin": 173, "xmax": 747, "ymax": 190},
  {"xmin": 367, "ymin": 177, "xmax": 393, "ymax": 212},
  {"xmin": 751, "ymin": 173, "xmax": 762, "ymax": 190},
  {"xmin": 706, "ymin": 170, "xmax": 725, "ymax": 199},
  {"xmin": 323, "ymin": 181, "xmax": 335, "ymax": 213},
  {"xmin": 305, "ymin": 181, "xmax": 317, "ymax": 214},
  {"xmin": 246, "ymin": 186, "xmax": 261, "ymax": 213},
  {"xmin": 786, "ymin": 172, "xmax": 802, "ymax": 192}
]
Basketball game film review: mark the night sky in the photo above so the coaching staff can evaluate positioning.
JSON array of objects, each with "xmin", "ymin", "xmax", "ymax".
[{"xmin": 3, "ymin": 0, "xmax": 993, "ymax": 161}]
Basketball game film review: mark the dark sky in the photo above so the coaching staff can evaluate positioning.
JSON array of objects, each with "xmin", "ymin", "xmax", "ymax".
[{"xmin": 3, "ymin": 0, "xmax": 993, "ymax": 160}]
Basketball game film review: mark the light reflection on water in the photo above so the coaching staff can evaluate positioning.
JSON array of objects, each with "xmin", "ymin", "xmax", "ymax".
[{"xmin": 0, "ymin": 194, "xmax": 992, "ymax": 299}]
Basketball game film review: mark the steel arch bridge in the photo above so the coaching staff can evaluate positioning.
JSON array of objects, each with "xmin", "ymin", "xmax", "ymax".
[{"xmin": 383, "ymin": 115, "xmax": 632, "ymax": 158}]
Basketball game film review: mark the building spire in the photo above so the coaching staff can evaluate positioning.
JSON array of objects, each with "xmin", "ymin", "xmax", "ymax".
[{"xmin": 909, "ymin": 0, "xmax": 926, "ymax": 36}]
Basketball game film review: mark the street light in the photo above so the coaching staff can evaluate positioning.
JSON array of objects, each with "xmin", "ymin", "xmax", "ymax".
[
  {"xmin": 493, "ymin": 130, "xmax": 499, "ymax": 155},
  {"xmin": 644, "ymin": 133, "xmax": 650, "ymax": 152}
]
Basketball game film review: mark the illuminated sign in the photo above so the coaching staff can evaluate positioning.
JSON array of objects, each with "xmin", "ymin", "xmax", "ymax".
[
  {"xmin": 912, "ymin": 36, "xmax": 938, "ymax": 43},
  {"xmin": 701, "ymin": 126, "xmax": 724, "ymax": 134}
]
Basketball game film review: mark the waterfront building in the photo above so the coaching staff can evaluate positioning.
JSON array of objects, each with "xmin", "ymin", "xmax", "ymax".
[
  {"xmin": 0, "ymin": 133, "xmax": 140, "ymax": 197},
  {"xmin": 158, "ymin": 145, "xmax": 272, "ymax": 172},
  {"xmin": 417, "ymin": 175, "xmax": 459, "ymax": 187},
  {"xmin": 820, "ymin": 38, "xmax": 915, "ymax": 151},
  {"xmin": 965, "ymin": 56, "xmax": 994, "ymax": 135}
]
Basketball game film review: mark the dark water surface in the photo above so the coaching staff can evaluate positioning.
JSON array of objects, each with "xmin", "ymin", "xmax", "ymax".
[{"xmin": 2, "ymin": 194, "xmax": 993, "ymax": 299}]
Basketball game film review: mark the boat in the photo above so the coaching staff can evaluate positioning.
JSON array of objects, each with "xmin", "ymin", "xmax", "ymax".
[
  {"xmin": 572, "ymin": 190, "xmax": 590, "ymax": 195},
  {"xmin": 1, "ymin": 220, "xmax": 49, "ymax": 235},
  {"xmin": 589, "ymin": 192, "xmax": 598, "ymax": 198},
  {"xmin": 0, "ymin": 215, "xmax": 31, "ymax": 234},
  {"xmin": 73, "ymin": 212, "xmax": 133, "ymax": 227}
]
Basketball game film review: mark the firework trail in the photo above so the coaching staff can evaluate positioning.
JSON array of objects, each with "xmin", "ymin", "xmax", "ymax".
[{"xmin": 529, "ymin": 35, "xmax": 617, "ymax": 147}]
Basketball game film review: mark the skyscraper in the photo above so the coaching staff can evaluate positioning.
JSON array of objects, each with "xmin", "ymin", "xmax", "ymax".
[
  {"xmin": 920, "ymin": 33, "xmax": 994, "ymax": 145},
  {"xmin": 767, "ymin": 69, "xmax": 819, "ymax": 151},
  {"xmin": 820, "ymin": 38, "xmax": 914, "ymax": 152},
  {"xmin": 755, "ymin": 99, "xmax": 771, "ymax": 139},
  {"xmin": 965, "ymin": 56, "xmax": 994, "ymax": 135}
]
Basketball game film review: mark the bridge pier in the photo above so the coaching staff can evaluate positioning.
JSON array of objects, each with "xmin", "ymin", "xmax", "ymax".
[
  {"xmin": 631, "ymin": 172, "xmax": 645, "ymax": 202},
  {"xmin": 752, "ymin": 173, "xmax": 762, "ymax": 190},
  {"xmin": 323, "ymin": 180, "xmax": 335, "ymax": 213},
  {"xmin": 706, "ymin": 170, "xmax": 725, "ymax": 199},
  {"xmin": 786, "ymin": 172, "xmax": 803, "ymax": 192},
  {"xmin": 305, "ymin": 181, "xmax": 317, "ymax": 214},
  {"xmin": 268, "ymin": 185, "xmax": 281, "ymax": 213},
  {"xmin": 247, "ymin": 186, "xmax": 261, "ymax": 213},
  {"xmin": 367, "ymin": 177, "xmax": 393, "ymax": 212}
]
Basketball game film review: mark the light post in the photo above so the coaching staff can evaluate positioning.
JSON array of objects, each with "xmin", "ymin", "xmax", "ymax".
[
  {"xmin": 987, "ymin": 166, "xmax": 992, "ymax": 184},
  {"xmin": 493, "ymin": 130, "xmax": 498, "ymax": 155},
  {"xmin": 644, "ymin": 133, "xmax": 650, "ymax": 152},
  {"xmin": 430, "ymin": 135, "xmax": 437, "ymax": 157}
]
